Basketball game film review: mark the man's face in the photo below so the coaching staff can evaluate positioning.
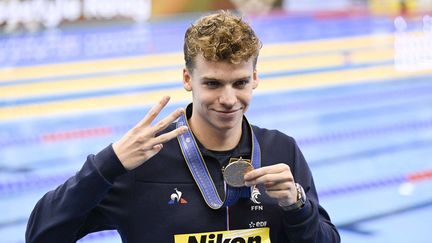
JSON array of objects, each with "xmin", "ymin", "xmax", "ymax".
[{"xmin": 183, "ymin": 55, "xmax": 259, "ymax": 132}]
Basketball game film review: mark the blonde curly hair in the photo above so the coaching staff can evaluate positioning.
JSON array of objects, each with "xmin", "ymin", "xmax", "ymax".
[{"xmin": 184, "ymin": 11, "xmax": 262, "ymax": 71}]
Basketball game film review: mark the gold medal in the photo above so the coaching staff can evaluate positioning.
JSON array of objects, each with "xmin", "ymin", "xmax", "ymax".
[{"xmin": 222, "ymin": 157, "xmax": 253, "ymax": 187}]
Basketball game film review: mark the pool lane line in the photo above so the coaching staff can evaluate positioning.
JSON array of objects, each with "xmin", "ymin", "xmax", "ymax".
[
  {"xmin": 297, "ymin": 118, "xmax": 432, "ymax": 147},
  {"xmin": 319, "ymin": 169, "xmax": 432, "ymax": 198},
  {"xmin": 1, "ymin": 116, "xmax": 432, "ymax": 148},
  {"xmin": 0, "ymin": 64, "xmax": 183, "ymax": 87},
  {"xmin": 310, "ymin": 138, "xmax": 432, "ymax": 168},
  {"xmin": 338, "ymin": 199, "xmax": 432, "ymax": 235}
]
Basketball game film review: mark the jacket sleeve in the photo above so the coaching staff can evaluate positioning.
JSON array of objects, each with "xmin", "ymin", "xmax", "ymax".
[
  {"xmin": 25, "ymin": 145, "xmax": 128, "ymax": 243},
  {"xmin": 281, "ymin": 139, "xmax": 341, "ymax": 243}
]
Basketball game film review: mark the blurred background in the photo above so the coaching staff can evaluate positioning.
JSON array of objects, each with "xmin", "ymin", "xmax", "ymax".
[{"xmin": 1, "ymin": 0, "xmax": 432, "ymax": 242}]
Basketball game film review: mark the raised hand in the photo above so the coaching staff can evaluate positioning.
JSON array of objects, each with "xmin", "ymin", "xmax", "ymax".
[{"xmin": 112, "ymin": 96, "xmax": 188, "ymax": 170}]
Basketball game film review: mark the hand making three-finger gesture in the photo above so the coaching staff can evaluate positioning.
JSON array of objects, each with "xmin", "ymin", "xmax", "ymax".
[{"xmin": 112, "ymin": 96, "xmax": 188, "ymax": 170}]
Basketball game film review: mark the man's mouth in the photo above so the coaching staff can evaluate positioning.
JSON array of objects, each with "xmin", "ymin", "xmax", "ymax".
[{"xmin": 215, "ymin": 109, "xmax": 241, "ymax": 114}]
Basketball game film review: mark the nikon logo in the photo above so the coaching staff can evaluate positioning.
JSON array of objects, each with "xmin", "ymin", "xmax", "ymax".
[
  {"xmin": 188, "ymin": 233, "xmax": 261, "ymax": 243},
  {"xmin": 174, "ymin": 227, "xmax": 269, "ymax": 243}
]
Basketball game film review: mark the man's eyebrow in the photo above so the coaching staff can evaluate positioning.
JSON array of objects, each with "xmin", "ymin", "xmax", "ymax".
[
  {"xmin": 235, "ymin": 76, "xmax": 251, "ymax": 81},
  {"xmin": 201, "ymin": 76, "xmax": 251, "ymax": 82},
  {"xmin": 201, "ymin": 77, "xmax": 221, "ymax": 81}
]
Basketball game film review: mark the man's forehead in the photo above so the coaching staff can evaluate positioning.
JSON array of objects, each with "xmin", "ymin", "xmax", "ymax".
[
  {"xmin": 196, "ymin": 62, "xmax": 253, "ymax": 78},
  {"xmin": 193, "ymin": 55, "xmax": 254, "ymax": 70}
]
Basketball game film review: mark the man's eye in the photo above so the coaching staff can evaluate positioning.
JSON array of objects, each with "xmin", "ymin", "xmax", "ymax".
[
  {"xmin": 205, "ymin": 81, "xmax": 219, "ymax": 88},
  {"xmin": 234, "ymin": 80, "xmax": 248, "ymax": 88}
]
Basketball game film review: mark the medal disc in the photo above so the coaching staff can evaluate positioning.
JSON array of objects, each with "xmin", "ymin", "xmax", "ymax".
[{"xmin": 223, "ymin": 159, "xmax": 253, "ymax": 187}]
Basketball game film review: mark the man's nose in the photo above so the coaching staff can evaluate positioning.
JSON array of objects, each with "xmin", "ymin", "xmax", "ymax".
[{"xmin": 219, "ymin": 87, "xmax": 237, "ymax": 107}]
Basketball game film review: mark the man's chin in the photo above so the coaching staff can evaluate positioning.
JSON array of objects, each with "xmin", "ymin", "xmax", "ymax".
[{"xmin": 213, "ymin": 119, "xmax": 242, "ymax": 131}]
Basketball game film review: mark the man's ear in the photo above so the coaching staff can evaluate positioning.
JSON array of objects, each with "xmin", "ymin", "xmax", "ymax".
[
  {"xmin": 252, "ymin": 70, "xmax": 259, "ymax": 89},
  {"xmin": 183, "ymin": 68, "xmax": 192, "ymax": 91}
]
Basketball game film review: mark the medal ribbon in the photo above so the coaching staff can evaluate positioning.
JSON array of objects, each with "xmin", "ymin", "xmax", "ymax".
[{"xmin": 176, "ymin": 113, "xmax": 261, "ymax": 209}]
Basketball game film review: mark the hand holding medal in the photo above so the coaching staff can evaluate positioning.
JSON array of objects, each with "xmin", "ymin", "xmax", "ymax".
[{"xmin": 244, "ymin": 163, "xmax": 299, "ymax": 207}]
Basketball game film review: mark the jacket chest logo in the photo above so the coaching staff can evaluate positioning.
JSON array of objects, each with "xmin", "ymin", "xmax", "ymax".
[{"xmin": 168, "ymin": 188, "xmax": 188, "ymax": 205}]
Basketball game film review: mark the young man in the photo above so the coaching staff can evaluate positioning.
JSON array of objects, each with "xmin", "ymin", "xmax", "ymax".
[{"xmin": 26, "ymin": 11, "xmax": 340, "ymax": 243}]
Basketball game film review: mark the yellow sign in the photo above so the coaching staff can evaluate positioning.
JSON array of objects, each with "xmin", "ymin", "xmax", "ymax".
[
  {"xmin": 174, "ymin": 227, "xmax": 270, "ymax": 243},
  {"xmin": 368, "ymin": 0, "xmax": 418, "ymax": 15}
]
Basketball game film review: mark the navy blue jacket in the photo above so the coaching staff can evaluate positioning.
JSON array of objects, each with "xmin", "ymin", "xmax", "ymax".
[{"xmin": 26, "ymin": 117, "xmax": 340, "ymax": 243}]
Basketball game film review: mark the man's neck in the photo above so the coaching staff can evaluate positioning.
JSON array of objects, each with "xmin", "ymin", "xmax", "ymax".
[{"xmin": 188, "ymin": 116, "xmax": 242, "ymax": 151}]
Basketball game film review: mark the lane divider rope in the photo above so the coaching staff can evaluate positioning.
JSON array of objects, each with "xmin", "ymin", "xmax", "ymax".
[
  {"xmin": 319, "ymin": 169, "xmax": 432, "ymax": 198},
  {"xmin": 3, "ymin": 118, "xmax": 432, "ymax": 148}
]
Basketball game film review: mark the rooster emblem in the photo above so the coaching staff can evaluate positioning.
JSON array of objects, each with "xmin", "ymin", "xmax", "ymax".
[{"xmin": 168, "ymin": 188, "xmax": 188, "ymax": 204}]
